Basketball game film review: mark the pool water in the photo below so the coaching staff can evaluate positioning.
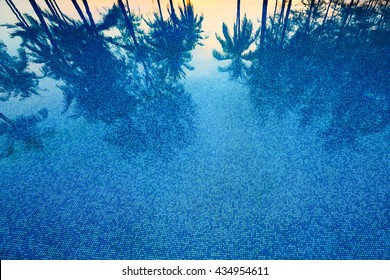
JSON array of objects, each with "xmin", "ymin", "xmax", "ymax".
[{"xmin": 0, "ymin": 0, "xmax": 389, "ymax": 259}]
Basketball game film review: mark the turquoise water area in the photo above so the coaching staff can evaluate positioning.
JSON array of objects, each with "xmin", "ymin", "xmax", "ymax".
[{"xmin": 0, "ymin": 0, "xmax": 389, "ymax": 259}]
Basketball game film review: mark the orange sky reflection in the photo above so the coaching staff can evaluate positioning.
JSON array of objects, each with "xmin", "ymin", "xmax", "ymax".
[{"xmin": 1, "ymin": 1, "xmax": 288, "ymax": 55}]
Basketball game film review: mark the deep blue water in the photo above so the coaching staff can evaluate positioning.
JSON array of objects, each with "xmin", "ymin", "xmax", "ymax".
[{"xmin": 0, "ymin": 0, "xmax": 389, "ymax": 259}]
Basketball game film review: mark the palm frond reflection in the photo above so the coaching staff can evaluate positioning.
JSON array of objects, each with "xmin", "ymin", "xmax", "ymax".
[{"xmin": 1, "ymin": 0, "xmax": 204, "ymax": 157}]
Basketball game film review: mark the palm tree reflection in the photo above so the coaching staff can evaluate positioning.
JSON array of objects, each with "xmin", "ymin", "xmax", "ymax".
[
  {"xmin": 146, "ymin": 0, "xmax": 203, "ymax": 80},
  {"xmin": 0, "ymin": 42, "xmax": 39, "ymax": 101},
  {"xmin": 247, "ymin": 0, "xmax": 390, "ymax": 149},
  {"xmin": 213, "ymin": 0, "xmax": 259, "ymax": 79},
  {"xmin": 2, "ymin": 0, "xmax": 203, "ymax": 156}
]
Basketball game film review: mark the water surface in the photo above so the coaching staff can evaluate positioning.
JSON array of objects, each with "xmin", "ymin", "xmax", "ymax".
[{"xmin": 0, "ymin": 0, "xmax": 389, "ymax": 259}]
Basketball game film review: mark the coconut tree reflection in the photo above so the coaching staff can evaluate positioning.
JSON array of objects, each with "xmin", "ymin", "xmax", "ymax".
[
  {"xmin": 247, "ymin": 0, "xmax": 390, "ymax": 149},
  {"xmin": 0, "ymin": 43, "xmax": 39, "ymax": 101},
  {"xmin": 178, "ymin": 0, "xmax": 204, "ymax": 50},
  {"xmin": 0, "ymin": 42, "xmax": 48, "ymax": 158},
  {"xmin": 145, "ymin": 0, "xmax": 203, "ymax": 80},
  {"xmin": 3, "ymin": 0, "xmax": 202, "ymax": 156},
  {"xmin": 213, "ymin": 0, "xmax": 259, "ymax": 79}
]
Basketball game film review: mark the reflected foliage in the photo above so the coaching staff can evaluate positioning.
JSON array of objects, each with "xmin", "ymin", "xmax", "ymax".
[
  {"xmin": 105, "ymin": 84, "xmax": 196, "ymax": 156},
  {"xmin": 0, "ymin": 42, "xmax": 39, "ymax": 101},
  {"xmin": 213, "ymin": 16, "xmax": 259, "ymax": 79},
  {"xmin": 246, "ymin": 0, "xmax": 390, "ymax": 149},
  {"xmin": 0, "ymin": 109, "xmax": 48, "ymax": 158},
  {"xmin": 0, "ymin": 41, "xmax": 45, "ymax": 158},
  {"xmin": 213, "ymin": 0, "xmax": 259, "ymax": 79},
  {"xmin": 2, "ymin": 0, "xmax": 203, "ymax": 156},
  {"xmin": 145, "ymin": 0, "xmax": 204, "ymax": 80}
]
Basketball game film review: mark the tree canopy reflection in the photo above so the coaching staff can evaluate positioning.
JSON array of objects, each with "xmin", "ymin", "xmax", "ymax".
[
  {"xmin": 1, "ymin": 0, "xmax": 389, "ymax": 157},
  {"xmin": 214, "ymin": 0, "xmax": 389, "ymax": 149},
  {"xmin": 0, "ymin": 42, "xmax": 39, "ymax": 101},
  {"xmin": 2, "ymin": 0, "xmax": 203, "ymax": 157},
  {"xmin": 213, "ymin": 0, "xmax": 259, "ymax": 79}
]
